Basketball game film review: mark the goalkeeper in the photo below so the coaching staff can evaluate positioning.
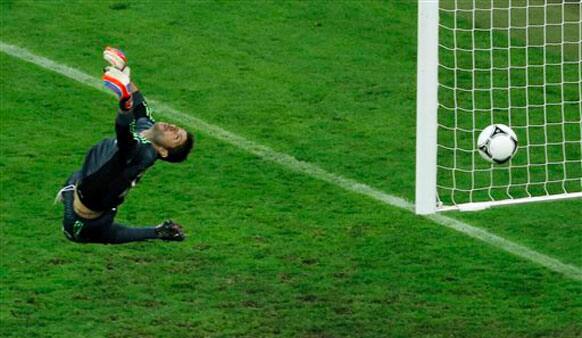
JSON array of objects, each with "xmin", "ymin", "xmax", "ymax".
[{"xmin": 56, "ymin": 47, "xmax": 194, "ymax": 244}]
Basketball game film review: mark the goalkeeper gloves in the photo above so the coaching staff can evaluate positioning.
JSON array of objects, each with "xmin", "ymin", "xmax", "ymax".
[
  {"xmin": 103, "ymin": 47, "xmax": 128, "ymax": 71},
  {"xmin": 103, "ymin": 66, "xmax": 133, "ymax": 110}
]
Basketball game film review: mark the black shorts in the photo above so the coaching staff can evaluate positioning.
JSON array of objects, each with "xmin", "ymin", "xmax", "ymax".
[{"xmin": 62, "ymin": 172, "xmax": 118, "ymax": 243}]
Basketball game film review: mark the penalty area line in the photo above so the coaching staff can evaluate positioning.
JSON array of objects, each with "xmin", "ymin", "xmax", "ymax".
[{"xmin": 2, "ymin": 40, "xmax": 580, "ymax": 282}]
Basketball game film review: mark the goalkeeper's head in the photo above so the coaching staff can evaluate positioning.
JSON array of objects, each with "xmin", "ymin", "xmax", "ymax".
[{"xmin": 150, "ymin": 122, "xmax": 195, "ymax": 163}]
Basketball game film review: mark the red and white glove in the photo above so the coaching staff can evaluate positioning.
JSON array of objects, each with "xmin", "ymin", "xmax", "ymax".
[
  {"xmin": 103, "ymin": 66, "xmax": 133, "ymax": 110},
  {"xmin": 103, "ymin": 47, "xmax": 128, "ymax": 71}
]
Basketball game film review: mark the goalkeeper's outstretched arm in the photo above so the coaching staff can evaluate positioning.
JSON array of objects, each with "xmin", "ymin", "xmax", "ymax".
[
  {"xmin": 102, "ymin": 66, "xmax": 136, "ymax": 158},
  {"xmin": 102, "ymin": 50, "xmax": 138, "ymax": 158},
  {"xmin": 103, "ymin": 46, "xmax": 155, "ymax": 124}
]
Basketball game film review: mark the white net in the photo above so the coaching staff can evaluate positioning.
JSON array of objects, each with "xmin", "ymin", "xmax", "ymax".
[{"xmin": 437, "ymin": 0, "xmax": 582, "ymax": 207}]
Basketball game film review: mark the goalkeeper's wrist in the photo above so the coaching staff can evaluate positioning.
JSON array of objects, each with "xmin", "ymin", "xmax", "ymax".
[{"xmin": 119, "ymin": 95, "xmax": 133, "ymax": 111}]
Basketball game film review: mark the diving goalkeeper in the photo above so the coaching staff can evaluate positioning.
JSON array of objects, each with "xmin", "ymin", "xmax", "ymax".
[{"xmin": 56, "ymin": 47, "xmax": 194, "ymax": 244}]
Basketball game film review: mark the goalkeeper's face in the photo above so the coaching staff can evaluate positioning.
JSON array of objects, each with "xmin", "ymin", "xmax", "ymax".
[{"xmin": 152, "ymin": 122, "xmax": 188, "ymax": 150}]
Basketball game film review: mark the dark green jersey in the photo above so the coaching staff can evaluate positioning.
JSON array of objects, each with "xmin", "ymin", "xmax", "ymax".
[{"xmin": 76, "ymin": 92, "xmax": 157, "ymax": 211}]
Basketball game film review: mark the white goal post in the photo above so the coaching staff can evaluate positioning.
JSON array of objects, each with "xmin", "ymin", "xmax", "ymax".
[{"xmin": 416, "ymin": 0, "xmax": 582, "ymax": 214}]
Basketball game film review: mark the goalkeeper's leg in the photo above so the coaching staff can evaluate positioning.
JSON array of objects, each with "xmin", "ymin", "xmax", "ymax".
[
  {"xmin": 95, "ymin": 220, "xmax": 185, "ymax": 244},
  {"xmin": 99, "ymin": 221, "xmax": 160, "ymax": 244},
  {"xmin": 62, "ymin": 205, "xmax": 156, "ymax": 244},
  {"xmin": 62, "ymin": 189, "xmax": 184, "ymax": 244},
  {"xmin": 76, "ymin": 213, "xmax": 185, "ymax": 244}
]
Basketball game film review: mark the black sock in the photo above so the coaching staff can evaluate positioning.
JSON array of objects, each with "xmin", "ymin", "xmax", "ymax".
[{"xmin": 106, "ymin": 223, "xmax": 159, "ymax": 244}]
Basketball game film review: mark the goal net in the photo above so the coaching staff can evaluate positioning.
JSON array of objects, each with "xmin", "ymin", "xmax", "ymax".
[{"xmin": 416, "ymin": 0, "xmax": 582, "ymax": 214}]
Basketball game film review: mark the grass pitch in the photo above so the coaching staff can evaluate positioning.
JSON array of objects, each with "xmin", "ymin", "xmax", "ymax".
[{"xmin": 1, "ymin": 1, "xmax": 581, "ymax": 337}]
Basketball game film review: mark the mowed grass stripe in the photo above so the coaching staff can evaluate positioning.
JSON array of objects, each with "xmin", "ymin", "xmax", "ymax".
[{"xmin": 2, "ymin": 40, "xmax": 580, "ymax": 281}]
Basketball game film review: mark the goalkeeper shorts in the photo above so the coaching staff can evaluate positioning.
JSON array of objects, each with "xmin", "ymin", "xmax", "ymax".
[{"xmin": 60, "ymin": 171, "xmax": 117, "ymax": 243}]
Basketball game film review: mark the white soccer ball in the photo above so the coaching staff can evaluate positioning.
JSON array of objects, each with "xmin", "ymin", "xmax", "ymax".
[{"xmin": 477, "ymin": 124, "xmax": 518, "ymax": 164}]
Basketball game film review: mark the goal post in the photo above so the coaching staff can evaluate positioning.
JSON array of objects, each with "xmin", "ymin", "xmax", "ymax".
[
  {"xmin": 416, "ymin": 0, "xmax": 440, "ymax": 215},
  {"xmin": 415, "ymin": 0, "xmax": 582, "ymax": 214}
]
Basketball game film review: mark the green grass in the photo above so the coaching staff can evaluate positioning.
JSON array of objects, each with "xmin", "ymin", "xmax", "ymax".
[{"xmin": 1, "ymin": 1, "xmax": 581, "ymax": 337}]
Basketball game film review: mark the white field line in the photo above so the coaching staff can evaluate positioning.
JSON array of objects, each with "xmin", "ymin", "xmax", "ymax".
[{"xmin": 2, "ymin": 41, "xmax": 580, "ymax": 282}]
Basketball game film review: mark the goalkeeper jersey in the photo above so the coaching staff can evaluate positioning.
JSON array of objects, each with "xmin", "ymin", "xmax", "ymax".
[{"xmin": 76, "ymin": 92, "xmax": 158, "ymax": 212}]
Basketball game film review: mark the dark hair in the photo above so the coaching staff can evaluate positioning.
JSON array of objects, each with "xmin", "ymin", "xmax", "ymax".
[{"xmin": 163, "ymin": 131, "xmax": 195, "ymax": 163}]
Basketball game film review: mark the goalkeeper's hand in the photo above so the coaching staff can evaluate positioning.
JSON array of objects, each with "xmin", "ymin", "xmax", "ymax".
[
  {"xmin": 103, "ymin": 47, "xmax": 128, "ymax": 71},
  {"xmin": 103, "ymin": 66, "xmax": 133, "ymax": 110}
]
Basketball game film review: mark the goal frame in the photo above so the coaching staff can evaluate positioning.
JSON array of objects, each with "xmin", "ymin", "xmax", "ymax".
[
  {"xmin": 416, "ymin": 0, "xmax": 440, "ymax": 215},
  {"xmin": 414, "ymin": 0, "xmax": 582, "ymax": 214}
]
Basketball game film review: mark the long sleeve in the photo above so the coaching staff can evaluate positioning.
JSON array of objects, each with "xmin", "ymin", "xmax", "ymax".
[
  {"xmin": 131, "ymin": 91, "xmax": 155, "ymax": 124},
  {"xmin": 115, "ymin": 111, "xmax": 137, "ymax": 158}
]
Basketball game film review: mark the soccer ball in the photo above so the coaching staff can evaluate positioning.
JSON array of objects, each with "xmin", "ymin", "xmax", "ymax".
[{"xmin": 477, "ymin": 124, "xmax": 518, "ymax": 164}]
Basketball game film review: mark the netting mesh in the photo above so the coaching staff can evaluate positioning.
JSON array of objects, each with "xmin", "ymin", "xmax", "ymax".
[{"xmin": 437, "ymin": 0, "xmax": 582, "ymax": 206}]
